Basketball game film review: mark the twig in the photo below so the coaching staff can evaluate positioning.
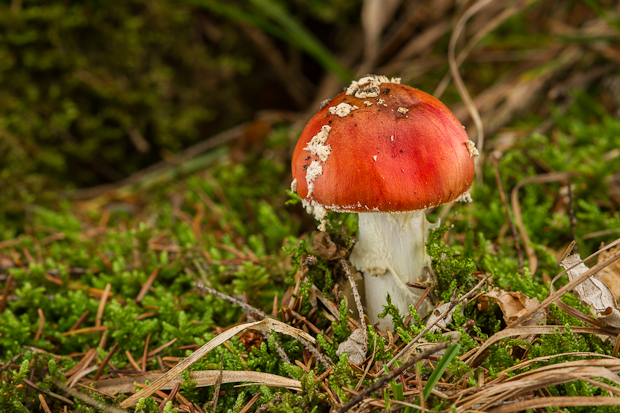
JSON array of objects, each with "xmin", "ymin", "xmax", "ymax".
[
  {"xmin": 23, "ymin": 378, "xmax": 74, "ymax": 405},
  {"xmin": 387, "ymin": 276, "xmax": 488, "ymax": 368},
  {"xmin": 196, "ymin": 283, "xmax": 270, "ymax": 319},
  {"xmin": 492, "ymin": 155, "xmax": 523, "ymax": 273},
  {"xmin": 0, "ymin": 351, "xmax": 23, "ymax": 372},
  {"xmin": 338, "ymin": 342, "xmax": 450, "ymax": 413}
]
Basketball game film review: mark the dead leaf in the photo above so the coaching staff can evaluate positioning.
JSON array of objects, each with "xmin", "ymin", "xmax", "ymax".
[
  {"xmin": 597, "ymin": 245, "xmax": 620, "ymax": 301},
  {"xmin": 560, "ymin": 254, "xmax": 620, "ymax": 328},
  {"xmin": 336, "ymin": 328, "xmax": 367, "ymax": 365},
  {"xmin": 481, "ymin": 288, "xmax": 546, "ymax": 326},
  {"xmin": 427, "ymin": 302, "xmax": 461, "ymax": 333},
  {"xmin": 311, "ymin": 232, "xmax": 345, "ymax": 260}
]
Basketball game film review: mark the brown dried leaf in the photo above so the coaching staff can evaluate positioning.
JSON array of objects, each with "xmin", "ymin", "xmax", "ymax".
[
  {"xmin": 597, "ymin": 244, "xmax": 620, "ymax": 301},
  {"xmin": 427, "ymin": 302, "xmax": 459, "ymax": 333},
  {"xmin": 311, "ymin": 232, "xmax": 345, "ymax": 260},
  {"xmin": 336, "ymin": 328, "xmax": 367, "ymax": 365},
  {"xmin": 482, "ymin": 288, "xmax": 545, "ymax": 326},
  {"xmin": 560, "ymin": 254, "xmax": 620, "ymax": 328}
]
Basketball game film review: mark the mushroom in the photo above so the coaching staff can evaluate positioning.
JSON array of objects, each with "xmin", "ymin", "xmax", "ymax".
[{"xmin": 291, "ymin": 75, "xmax": 477, "ymax": 329}]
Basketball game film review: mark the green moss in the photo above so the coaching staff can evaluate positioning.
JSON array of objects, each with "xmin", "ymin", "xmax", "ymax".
[{"xmin": 427, "ymin": 223, "xmax": 477, "ymax": 303}]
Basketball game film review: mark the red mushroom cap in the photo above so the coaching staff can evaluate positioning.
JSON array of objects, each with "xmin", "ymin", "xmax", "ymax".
[{"xmin": 292, "ymin": 77, "xmax": 476, "ymax": 213}]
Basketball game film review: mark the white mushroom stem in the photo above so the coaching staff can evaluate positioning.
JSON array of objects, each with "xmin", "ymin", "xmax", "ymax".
[{"xmin": 349, "ymin": 211, "xmax": 439, "ymax": 330}]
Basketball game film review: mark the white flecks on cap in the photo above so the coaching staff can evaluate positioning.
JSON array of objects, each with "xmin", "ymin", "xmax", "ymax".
[
  {"xmin": 345, "ymin": 75, "xmax": 395, "ymax": 99},
  {"xmin": 304, "ymin": 125, "xmax": 332, "ymax": 162},
  {"xmin": 305, "ymin": 160, "xmax": 323, "ymax": 198},
  {"xmin": 319, "ymin": 98, "xmax": 331, "ymax": 110},
  {"xmin": 397, "ymin": 107, "xmax": 409, "ymax": 114},
  {"xmin": 328, "ymin": 102, "xmax": 359, "ymax": 117},
  {"xmin": 363, "ymin": 101, "xmax": 373, "ymax": 106},
  {"xmin": 301, "ymin": 198, "xmax": 328, "ymax": 231},
  {"xmin": 456, "ymin": 191, "xmax": 473, "ymax": 203},
  {"xmin": 465, "ymin": 140, "xmax": 479, "ymax": 157},
  {"xmin": 373, "ymin": 155, "xmax": 378, "ymax": 161},
  {"xmin": 290, "ymin": 179, "xmax": 297, "ymax": 193}
]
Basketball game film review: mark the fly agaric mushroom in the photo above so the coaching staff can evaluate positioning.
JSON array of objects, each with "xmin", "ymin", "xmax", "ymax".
[{"xmin": 291, "ymin": 75, "xmax": 477, "ymax": 329}]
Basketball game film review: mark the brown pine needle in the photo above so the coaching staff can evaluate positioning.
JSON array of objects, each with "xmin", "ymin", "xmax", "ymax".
[
  {"xmin": 38, "ymin": 394, "xmax": 52, "ymax": 413},
  {"xmin": 142, "ymin": 332, "xmax": 151, "ymax": 372},
  {"xmin": 94, "ymin": 343, "xmax": 119, "ymax": 381},
  {"xmin": 136, "ymin": 268, "xmax": 160, "ymax": 304},
  {"xmin": 34, "ymin": 308, "xmax": 45, "ymax": 341},
  {"xmin": 96, "ymin": 283, "xmax": 111, "ymax": 328}
]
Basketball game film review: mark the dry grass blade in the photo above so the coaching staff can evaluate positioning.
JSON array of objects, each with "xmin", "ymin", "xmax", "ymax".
[
  {"xmin": 51, "ymin": 378, "xmax": 126, "ymax": 413},
  {"xmin": 495, "ymin": 351, "xmax": 618, "ymax": 377},
  {"xmin": 434, "ymin": 2, "xmax": 526, "ymax": 98},
  {"xmin": 510, "ymin": 171, "xmax": 574, "ymax": 274},
  {"xmin": 457, "ymin": 362, "xmax": 620, "ymax": 411},
  {"xmin": 492, "ymin": 155, "xmax": 523, "ymax": 273},
  {"xmin": 447, "ymin": 0, "xmax": 491, "ymax": 182},
  {"xmin": 120, "ymin": 318, "xmax": 313, "ymax": 407},
  {"xmin": 486, "ymin": 396, "xmax": 620, "ymax": 413},
  {"xmin": 95, "ymin": 370, "xmax": 301, "ymax": 393},
  {"xmin": 466, "ymin": 325, "xmax": 619, "ymax": 367}
]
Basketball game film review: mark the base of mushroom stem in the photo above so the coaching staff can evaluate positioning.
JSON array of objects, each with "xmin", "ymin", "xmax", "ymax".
[{"xmin": 363, "ymin": 269, "xmax": 434, "ymax": 331}]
